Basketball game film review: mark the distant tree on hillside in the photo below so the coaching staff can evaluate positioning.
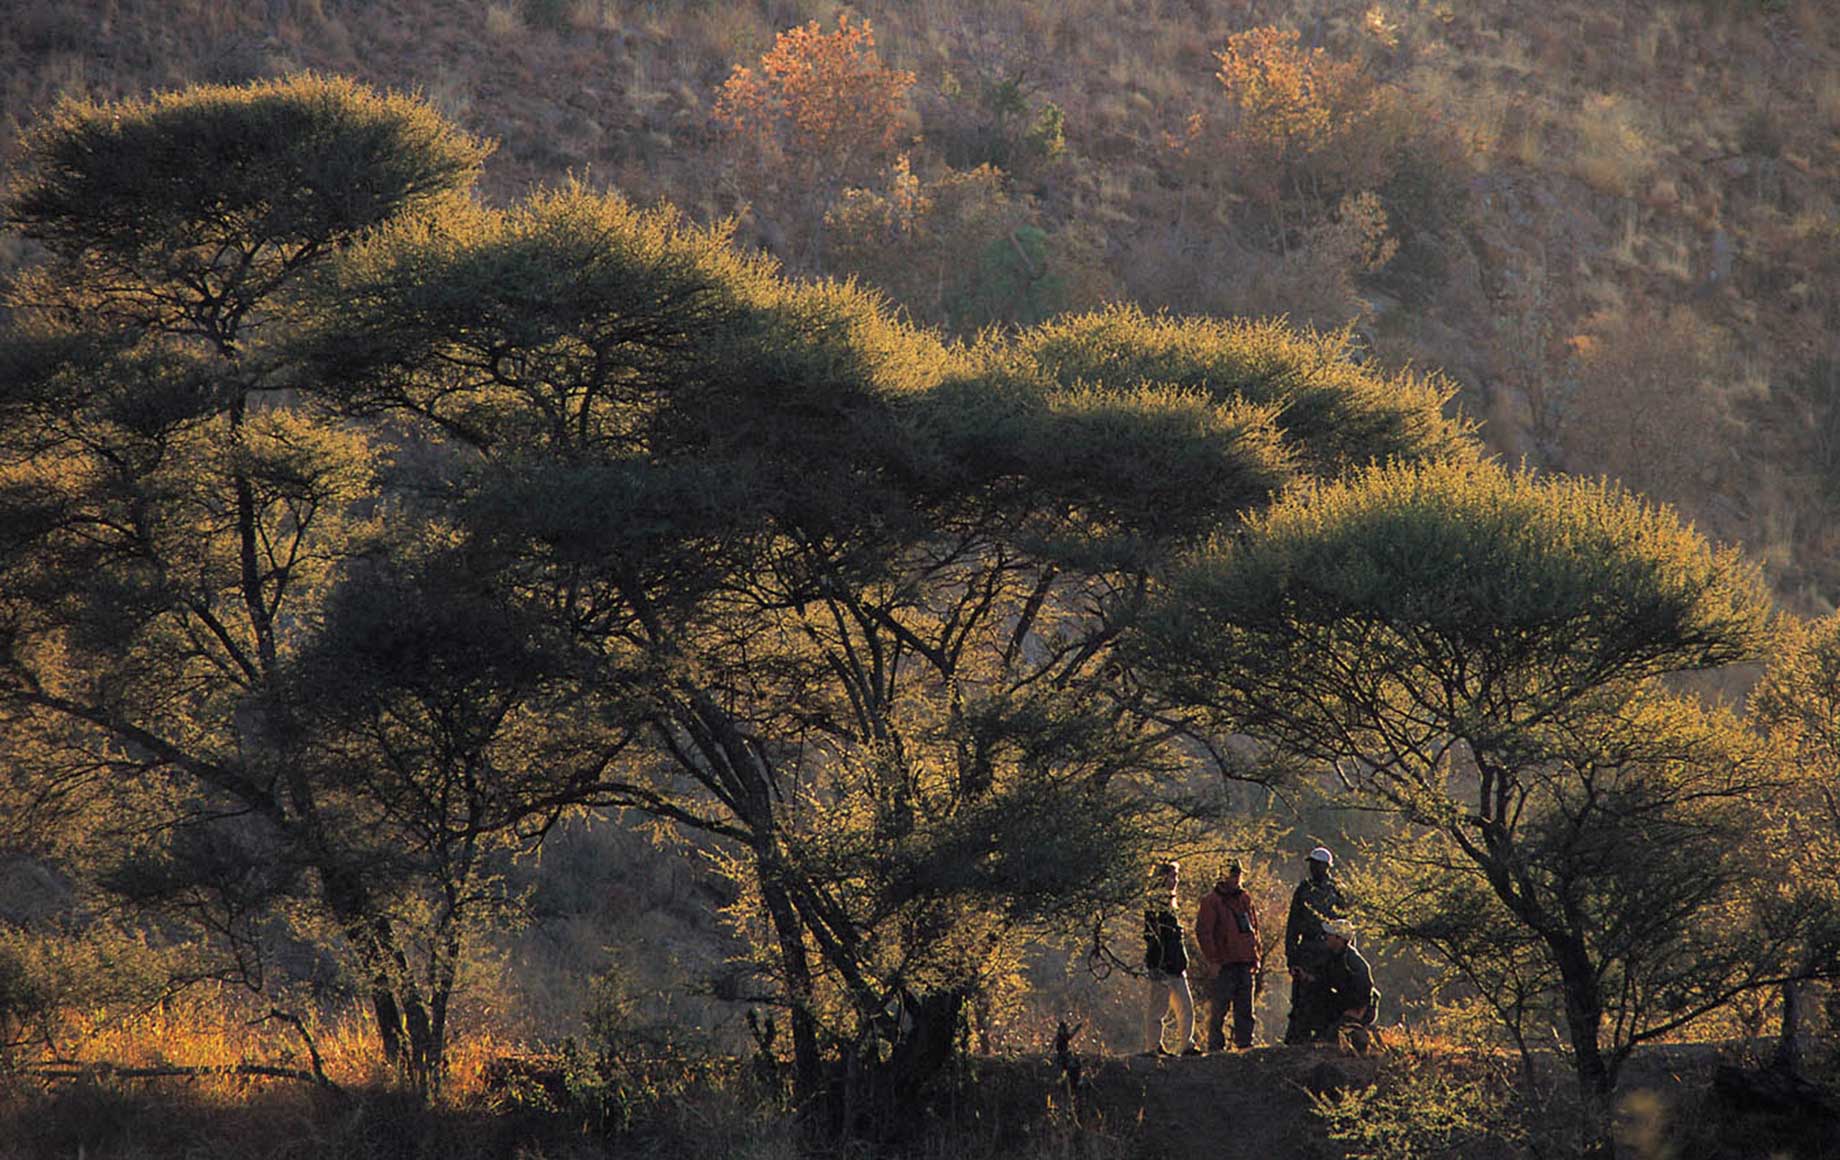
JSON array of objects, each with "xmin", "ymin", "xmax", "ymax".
[
  {"xmin": 715, "ymin": 14, "xmax": 914, "ymax": 264},
  {"xmin": 824, "ymin": 156, "xmax": 1110, "ymax": 331},
  {"xmin": 1187, "ymin": 25, "xmax": 1467, "ymax": 310}
]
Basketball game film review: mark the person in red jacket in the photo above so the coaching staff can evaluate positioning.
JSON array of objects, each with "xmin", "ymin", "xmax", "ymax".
[{"xmin": 1193, "ymin": 858, "xmax": 1261, "ymax": 1050}]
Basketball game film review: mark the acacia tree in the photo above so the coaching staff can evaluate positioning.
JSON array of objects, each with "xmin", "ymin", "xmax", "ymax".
[
  {"xmin": 1131, "ymin": 461, "xmax": 1802, "ymax": 1139},
  {"xmin": 1749, "ymin": 612, "xmax": 1840, "ymax": 1072},
  {"xmin": 0, "ymin": 76, "xmax": 595, "ymax": 1091},
  {"xmin": 286, "ymin": 184, "xmax": 1475, "ymax": 1130}
]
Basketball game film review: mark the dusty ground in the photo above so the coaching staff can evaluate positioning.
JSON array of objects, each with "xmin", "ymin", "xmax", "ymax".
[
  {"xmin": 1072, "ymin": 1039, "xmax": 1840, "ymax": 1159},
  {"xmin": 1082, "ymin": 1044, "xmax": 1381, "ymax": 1160}
]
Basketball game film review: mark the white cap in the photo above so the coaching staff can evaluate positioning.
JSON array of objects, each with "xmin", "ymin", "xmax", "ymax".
[
  {"xmin": 1322, "ymin": 918, "xmax": 1355, "ymax": 941},
  {"xmin": 1308, "ymin": 846, "xmax": 1334, "ymax": 866}
]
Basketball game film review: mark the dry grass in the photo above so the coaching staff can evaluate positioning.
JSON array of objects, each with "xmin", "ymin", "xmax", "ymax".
[
  {"xmin": 23, "ymin": 986, "xmax": 520, "ymax": 1100},
  {"xmin": 1, "ymin": 991, "xmax": 1129, "ymax": 1160},
  {"xmin": 482, "ymin": 2, "xmax": 523, "ymax": 41},
  {"xmin": 1572, "ymin": 92, "xmax": 1658, "ymax": 198}
]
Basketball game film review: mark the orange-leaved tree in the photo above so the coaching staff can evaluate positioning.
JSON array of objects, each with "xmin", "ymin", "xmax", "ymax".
[
  {"xmin": 715, "ymin": 14, "xmax": 914, "ymax": 265},
  {"xmin": 1211, "ymin": 27, "xmax": 1388, "ymax": 244},
  {"xmin": 715, "ymin": 14, "xmax": 913, "ymax": 187}
]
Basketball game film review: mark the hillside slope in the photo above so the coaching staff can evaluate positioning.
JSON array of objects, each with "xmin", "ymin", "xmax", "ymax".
[{"xmin": 2, "ymin": 0, "xmax": 1837, "ymax": 607}]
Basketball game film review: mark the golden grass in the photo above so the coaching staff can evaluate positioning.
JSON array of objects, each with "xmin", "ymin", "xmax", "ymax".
[
  {"xmin": 483, "ymin": 2, "xmax": 523, "ymax": 41},
  {"xmin": 34, "ymin": 987, "xmax": 515, "ymax": 1102},
  {"xmin": 1572, "ymin": 92, "xmax": 1656, "ymax": 197}
]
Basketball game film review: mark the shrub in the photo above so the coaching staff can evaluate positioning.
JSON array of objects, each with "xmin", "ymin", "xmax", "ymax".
[
  {"xmin": 714, "ymin": 14, "xmax": 914, "ymax": 195},
  {"xmin": 1311, "ymin": 1039, "xmax": 1528, "ymax": 1159},
  {"xmin": 825, "ymin": 158, "xmax": 1105, "ymax": 331}
]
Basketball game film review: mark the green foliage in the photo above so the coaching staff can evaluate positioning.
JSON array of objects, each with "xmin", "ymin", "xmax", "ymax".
[
  {"xmin": 1311, "ymin": 1042, "xmax": 1526, "ymax": 1159},
  {"xmin": 933, "ymin": 70, "xmax": 1067, "ymax": 173},
  {"xmin": 825, "ymin": 159, "xmax": 1101, "ymax": 333},
  {"xmin": 1002, "ymin": 305, "xmax": 1477, "ymax": 477},
  {"xmin": 4, "ymin": 73, "xmax": 488, "ymax": 336},
  {"xmin": 1133, "ymin": 459, "xmax": 1788, "ymax": 1117},
  {"xmin": 910, "ymin": 369, "xmax": 1288, "ymax": 568},
  {"xmin": 1142, "ymin": 461, "xmax": 1768, "ymax": 718},
  {"xmin": 1027, "ymin": 102, "xmax": 1067, "ymax": 162},
  {"xmin": 949, "ymin": 224, "xmax": 1062, "ymax": 330}
]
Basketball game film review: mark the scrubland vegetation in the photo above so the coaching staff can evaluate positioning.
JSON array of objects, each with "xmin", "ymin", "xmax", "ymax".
[{"xmin": 3, "ymin": 4, "xmax": 1840, "ymax": 1159}]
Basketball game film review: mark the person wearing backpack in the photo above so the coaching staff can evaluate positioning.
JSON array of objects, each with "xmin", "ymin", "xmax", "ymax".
[
  {"xmin": 1141, "ymin": 860, "xmax": 1201, "ymax": 1057},
  {"xmin": 1194, "ymin": 858, "xmax": 1261, "ymax": 1050},
  {"xmin": 1318, "ymin": 918, "xmax": 1382, "ymax": 1052},
  {"xmin": 1283, "ymin": 845, "xmax": 1348, "ymax": 1045}
]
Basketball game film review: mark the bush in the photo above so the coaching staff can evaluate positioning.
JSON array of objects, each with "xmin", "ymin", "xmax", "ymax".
[
  {"xmin": 1196, "ymin": 24, "xmax": 1468, "ymax": 280},
  {"xmin": 826, "ymin": 158, "xmax": 1108, "ymax": 331},
  {"xmin": 1311, "ymin": 1038, "xmax": 1527, "ymax": 1159},
  {"xmin": 714, "ymin": 14, "xmax": 914, "ymax": 195},
  {"xmin": 0, "ymin": 926, "xmax": 174, "ymax": 1067}
]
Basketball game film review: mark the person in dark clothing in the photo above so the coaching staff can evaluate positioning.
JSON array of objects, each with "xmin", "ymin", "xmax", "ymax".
[
  {"xmin": 1318, "ymin": 920, "xmax": 1378, "ymax": 1023},
  {"xmin": 1141, "ymin": 860, "xmax": 1200, "ymax": 1056},
  {"xmin": 1318, "ymin": 919, "xmax": 1381, "ymax": 1052},
  {"xmin": 1194, "ymin": 858, "xmax": 1261, "ymax": 1050},
  {"xmin": 1283, "ymin": 846, "xmax": 1348, "ymax": 1045}
]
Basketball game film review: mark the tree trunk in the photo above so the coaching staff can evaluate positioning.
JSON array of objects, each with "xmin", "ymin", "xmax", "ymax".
[
  {"xmin": 1774, "ymin": 976, "xmax": 1807, "ymax": 1075},
  {"xmin": 1552, "ymin": 936, "xmax": 1616, "ymax": 1156},
  {"xmin": 853, "ymin": 987, "xmax": 968, "ymax": 1144},
  {"xmin": 757, "ymin": 848, "xmax": 822, "ymax": 1116},
  {"xmin": 319, "ymin": 867, "xmax": 444, "ymax": 1094},
  {"xmin": 371, "ymin": 986, "xmax": 405, "ymax": 1065},
  {"xmin": 882, "ymin": 987, "xmax": 965, "ymax": 1095}
]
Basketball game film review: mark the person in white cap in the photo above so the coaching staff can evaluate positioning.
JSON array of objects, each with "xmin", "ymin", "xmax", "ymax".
[{"xmin": 1282, "ymin": 845, "xmax": 1348, "ymax": 1044}]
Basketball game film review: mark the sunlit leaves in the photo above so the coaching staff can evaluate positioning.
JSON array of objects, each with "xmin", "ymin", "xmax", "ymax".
[
  {"xmin": 715, "ymin": 15, "xmax": 914, "ymax": 192},
  {"xmin": 5, "ymin": 73, "xmax": 488, "ymax": 338},
  {"xmin": 1002, "ymin": 305, "xmax": 1476, "ymax": 477},
  {"xmin": 1136, "ymin": 460, "xmax": 1771, "ymax": 753}
]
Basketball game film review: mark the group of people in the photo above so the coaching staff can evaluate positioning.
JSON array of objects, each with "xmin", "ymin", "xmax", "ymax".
[{"xmin": 1139, "ymin": 846, "xmax": 1380, "ymax": 1056}]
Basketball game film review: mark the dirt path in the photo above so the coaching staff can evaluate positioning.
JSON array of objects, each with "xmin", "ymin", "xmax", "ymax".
[{"xmin": 1082, "ymin": 1045, "xmax": 1382, "ymax": 1159}]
